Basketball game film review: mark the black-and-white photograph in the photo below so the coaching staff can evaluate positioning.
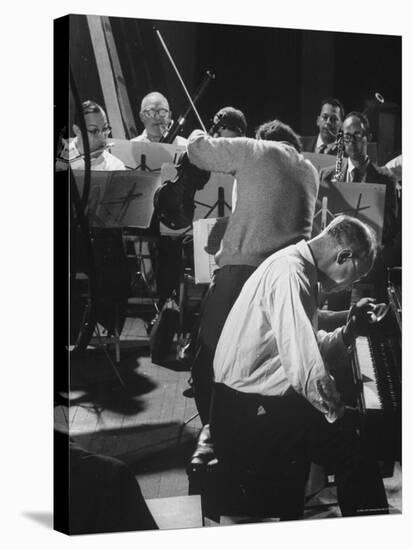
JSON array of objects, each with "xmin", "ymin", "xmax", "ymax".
[{"xmin": 52, "ymin": 7, "xmax": 403, "ymax": 540}]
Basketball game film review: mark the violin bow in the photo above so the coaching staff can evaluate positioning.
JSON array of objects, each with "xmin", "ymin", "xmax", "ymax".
[{"xmin": 154, "ymin": 26, "xmax": 207, "ymax": 132}]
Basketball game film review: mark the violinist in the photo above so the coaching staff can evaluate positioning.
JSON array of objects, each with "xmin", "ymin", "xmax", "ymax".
[
  {"xmin": 132, "ymin": 92, "xmax": 187, "ymax": 146},
  {"xmin": 210, "ymin": 106, "xmax": 247, "ymax": 139},
  {"xmin": 57, "ymin": 100, "xmax": 126, "ymax": 171},
  {"xmin": 210, "ymin": 106, "xmax": 247, "ymax": 212},
  {"xmin": 181, "ymin": 106, "xmax": 247, "ymax": 394},
  {"xmin": 186, "ymin": 119, "xmax": 319, "ymax": 424},
  {"xmin": 131, "ymin": 91, "xmax": 187, "ymax": 312}
]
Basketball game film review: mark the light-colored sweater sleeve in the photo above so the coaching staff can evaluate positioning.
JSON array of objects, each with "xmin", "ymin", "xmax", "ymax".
[{"xmin": 187, "ymin": 129, "xmax": 247, "ymax": 174}]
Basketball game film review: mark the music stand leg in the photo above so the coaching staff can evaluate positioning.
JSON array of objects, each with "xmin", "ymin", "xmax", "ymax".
[{"xmin": 114, "ymin": 306, "xmax": 121, "ymax": 364}]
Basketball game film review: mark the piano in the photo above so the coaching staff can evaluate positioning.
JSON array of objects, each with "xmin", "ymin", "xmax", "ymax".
[{"xmin": 347, "ymin": 269, "xmax": 402, "ymax": 468}]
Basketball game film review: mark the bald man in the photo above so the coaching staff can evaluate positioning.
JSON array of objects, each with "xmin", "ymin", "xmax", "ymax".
[
  {"xmin": 130, "ymin": 92, "xmax": 187, "ymax": 315},
  {"xmin": 131, "ymin": 91, "xmax": 187, "ymax": 145}
]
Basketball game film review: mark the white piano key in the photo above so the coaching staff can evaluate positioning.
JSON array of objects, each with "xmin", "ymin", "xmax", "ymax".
[
  {"xmin": 354, "ymin": 336, "xmax": 382, "ymax": 410},
  {"xmin": 363, "ymin": 383, "xmax": 382, "ymax": 410}
]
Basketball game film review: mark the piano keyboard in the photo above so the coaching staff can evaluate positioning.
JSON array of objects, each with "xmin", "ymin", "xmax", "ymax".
[
  {"xmin": 348, "ymin": 277, "xmax": 401, "ymax": 463},
  {"xmin": 353, "ymin": 333, "xmax": 400, "ymax": 414},
  {"xmin": 354, "ymin": 336, "xmax": 381, "ymax": 410}
]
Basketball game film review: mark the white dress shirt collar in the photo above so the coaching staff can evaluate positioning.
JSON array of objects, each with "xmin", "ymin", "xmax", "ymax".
[{"xmin": 315, "ymin": 134, "xmax": 333, "ymax": 154}]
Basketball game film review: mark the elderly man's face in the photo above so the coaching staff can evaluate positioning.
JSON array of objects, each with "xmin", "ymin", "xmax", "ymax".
[
  {"xmin": 320, "ymin": 251, "xmax": 370, "ymax": 294},
  {"xmin": 316, "ymin": 103, "xmax": 342, "ymax": 144},
  {"xmin": 342, "ymin": 116, "xmax": 368, "ymax": 162},
  {"xmin": 73, "ymin": 109, "xmax": 110, "ymax": 154},
  {"xmin": 140, "ymin": 95, "xmax": 171, "ymax": 140}
]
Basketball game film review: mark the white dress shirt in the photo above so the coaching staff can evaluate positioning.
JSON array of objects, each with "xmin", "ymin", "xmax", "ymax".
[
  {"xmin": 385, "ymin": 154, "xmax": 402, "ymax": 183},
  {"xmin": 214, "ymin": 240, "xmax": 348, "ymax": 421},
  {"xmin": 60, "ymin": 137, "xmax": 126, "ymax": 171},
  {"xmin": 131, "ymin": 129, "xmax": 187, "ymax": 146},
  {"xmin": 346, "ymin": 157, "xmax": 369, "ymax": 183},
  {"xmin": 315, "ymin": 134, "xmax": 335, "ymax": 154}
]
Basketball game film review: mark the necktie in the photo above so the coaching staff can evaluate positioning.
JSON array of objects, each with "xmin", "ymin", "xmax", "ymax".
[
  {"xmin": 351, "ymin": 167, "xmax": 361, "ymax": 182},
  {"xmin": 318, "ymin": 143, "xmax": 327, "ymax": 154}
]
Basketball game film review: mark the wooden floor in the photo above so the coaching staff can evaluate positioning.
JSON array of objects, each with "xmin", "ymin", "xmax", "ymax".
[
  {"xmin": 55, "ymin": 315, "xmax": 401, "ymax": 526},
  {"xmin": 56, "ymin": 317, "xmax": 202, "ymax": 500}
]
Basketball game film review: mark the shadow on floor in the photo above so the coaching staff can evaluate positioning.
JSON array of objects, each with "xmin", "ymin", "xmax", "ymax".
[
  {"xmin": 129, "ymin": 429, "xmax": 199, "ymax": 475},
  {"xmin": 56, "ymin": 347, "xmax": 157, "ymax": 416},
  {"xmin": 70, "ymin": 422, "xmax": 199, "ymax": 468}
]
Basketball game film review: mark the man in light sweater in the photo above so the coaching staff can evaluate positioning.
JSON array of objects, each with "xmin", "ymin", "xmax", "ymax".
[{"xmin": 186, "ymin": 119, "xmax": 319, "ymax": 423}]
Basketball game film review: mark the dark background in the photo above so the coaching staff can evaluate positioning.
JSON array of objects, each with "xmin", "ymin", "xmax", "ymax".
[{"xmin": 65, "ymin": 14, "xmax": 401, "ymax": 162}]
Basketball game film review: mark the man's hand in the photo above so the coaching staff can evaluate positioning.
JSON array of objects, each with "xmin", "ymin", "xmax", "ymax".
[
  {"xmin": 315, "ymin": 376, "xmax": 345, "ymax": 423},
  {"xmin": 342, "ymin": 297, "xmax": 387, "ymax": 346}
]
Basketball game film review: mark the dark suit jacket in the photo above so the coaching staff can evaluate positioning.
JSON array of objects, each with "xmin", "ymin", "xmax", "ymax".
[
  {"xmin": 319, "ymin": 159, "xmax": 399, "ymax": 248},
  {"xmin": 301, "ymin": 135, "xmax": 339, "ymax": 155}
]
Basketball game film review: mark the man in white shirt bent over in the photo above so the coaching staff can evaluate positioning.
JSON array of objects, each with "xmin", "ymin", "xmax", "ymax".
[{"xmin": 210, "ymin": 215, "xmax": 388, "ymax": 518}]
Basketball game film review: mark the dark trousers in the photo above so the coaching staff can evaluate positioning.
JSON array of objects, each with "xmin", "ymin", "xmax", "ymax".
[
  {"xmin": 191, "ymin": 265, "xmax": 256, "ymax": 424},
  {"xmin": 156, "ymin": 236, "xmax": 182, "ymax": 308},
  {"xmin": 210, "ymin": 383, "xmax": 389, "ymax": 517}
]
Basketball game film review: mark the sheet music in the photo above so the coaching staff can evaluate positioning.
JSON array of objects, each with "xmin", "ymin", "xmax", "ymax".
[
  {"xmin": 71, "ymin": 169, "xmax": 161, "ymax": 228},
  {"xmin": 193, "ymin": 217, "xmax": 229, "ymax": 284}
]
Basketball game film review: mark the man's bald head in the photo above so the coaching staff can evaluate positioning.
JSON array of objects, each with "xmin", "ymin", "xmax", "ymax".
[
  {"xmin": 139, "ymin": 92, "xmax": 171, "ymax": 142},
  {"xmin": 140, "ymin": 92, "xmax": 169, "ymax": 112}
]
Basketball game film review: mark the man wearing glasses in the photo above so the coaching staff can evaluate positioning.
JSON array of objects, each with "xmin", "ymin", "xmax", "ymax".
[
  {"xmin": 320, "ymin": 111, "xmax": 399, "ymax": 269},
  {"xmin": 301, "ymin": 97, "xmax": 345, "ymax": 155},
  {"xmin": 132, "ymin": 91, "xmax": 187, "ymax": 145},
  {"xmin": 61, "ymin": 100, "xmax": 126, "ymax": 171}
]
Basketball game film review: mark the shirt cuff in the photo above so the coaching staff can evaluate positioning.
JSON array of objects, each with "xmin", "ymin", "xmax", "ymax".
[{"xmin": 339, "ymin": 326, "xmax": 354, "ymax": 353}]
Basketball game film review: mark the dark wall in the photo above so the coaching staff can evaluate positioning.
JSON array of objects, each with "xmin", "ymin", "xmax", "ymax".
[
  {"xmin": 68, "ymin": 15, "xmax": 105, "ymax": 134},
  {"xmin": 110, "ymin": 17, "xmax": 198, "ymax": 130},
  {"xmin": 195, "ymin": 24, "xmax": 303, "ymax": 135},
  {"xmin": 65, "ymin": 15, "xmax": 401, "ymax": 157},
  {"xmin": 334, "ymin": 31, "xmax": 401, "ymax": 113},
  {"xmin": 194, "ymin": 23, "xmax": 401, "ymax": 151}
]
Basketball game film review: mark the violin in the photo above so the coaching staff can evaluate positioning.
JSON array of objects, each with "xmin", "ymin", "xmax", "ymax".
[{"xmin": 154, "ymin": 151, "xmax": 211, "ymax": 229}]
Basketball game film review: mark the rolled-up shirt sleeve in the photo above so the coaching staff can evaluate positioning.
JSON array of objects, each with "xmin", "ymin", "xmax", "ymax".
[
  {"xmin": 187, "ymin": 129, "xmax": 247, "ymax": 174},
  {"xmin": 317, "ymin": 327, "xmax": 350, "ymax": 366},
  {"xmin": 268, "ymin": 266, "xmax": 340, "ymax": 419}
]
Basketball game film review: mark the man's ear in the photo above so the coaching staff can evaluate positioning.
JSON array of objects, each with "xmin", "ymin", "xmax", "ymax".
[
  {"xmin": 73, "ymin": 124, "xmax": 81, "ymax": 138},
  {"xmin": 316, "ymin": 115, "xmax": 321, "ymax": 130},
  {"xmin": 337, "ymin": 248, "xmax": 353, "ymax": 265},
  {"xmin": 138, "ymin": 112, "xmax": 144, "ymax": 125}
]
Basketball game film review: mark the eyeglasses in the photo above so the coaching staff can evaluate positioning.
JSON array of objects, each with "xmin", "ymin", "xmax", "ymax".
[
  {"xmin": 142, "ymin": 108, "xmax": 169, "ymax": 118},
  {"xmin": 343, "ymin": 132, "xmax": 365, "ymax": 143},
  {"xmin": 87, "ymin": 125, "xmax": 112, "ymax": 137}
]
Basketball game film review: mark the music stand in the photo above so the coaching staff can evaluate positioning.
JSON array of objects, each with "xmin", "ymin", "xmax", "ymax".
[
  {"xmin": 195, "ymin": 186, "xmax": 230, "ymax": 220},
  {"xmin": 71, "ymin": 169, "xmax": 160, "ymax": 229},
  {"xmin": 72, "ymin": 169, "xmax": 162, "ymax": 345}
]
